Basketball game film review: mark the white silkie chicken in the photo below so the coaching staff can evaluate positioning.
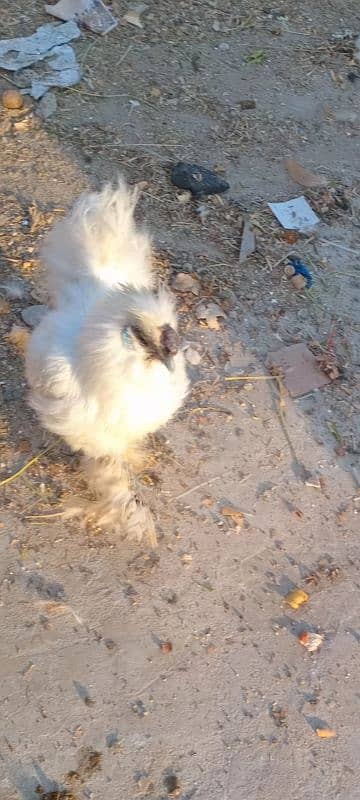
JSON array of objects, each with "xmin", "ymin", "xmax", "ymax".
[{"xmin": 25, "ymin": 180, "xmax": 189, "ymax": 543}]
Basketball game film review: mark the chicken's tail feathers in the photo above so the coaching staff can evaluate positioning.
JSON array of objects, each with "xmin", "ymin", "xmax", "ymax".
[{"xmin": 42, "ymin": 177, "xmax": 153, "ymax": 305}]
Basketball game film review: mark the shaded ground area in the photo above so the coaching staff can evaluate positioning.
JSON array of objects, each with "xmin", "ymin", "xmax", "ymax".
[{"xmin": 0, "ymin": 1, "xmax": 359, "ymax": 798}]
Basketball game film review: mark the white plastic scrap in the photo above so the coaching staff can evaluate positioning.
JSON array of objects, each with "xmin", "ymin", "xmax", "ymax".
[
  {"xmin": 268, "ymin": 196, "xmax": 320, "ymax": 232},
  {"xmin": 0, "ymin": 21, "xmax": 81, "ymax": 98}
]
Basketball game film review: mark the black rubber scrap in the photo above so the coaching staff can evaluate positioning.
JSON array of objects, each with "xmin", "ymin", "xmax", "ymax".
[{"xmin": 171, "ymin": 162, "xmax": 230, "ymax": 196}]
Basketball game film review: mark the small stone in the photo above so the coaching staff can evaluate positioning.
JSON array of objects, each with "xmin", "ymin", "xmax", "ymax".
[
  {"xmin": 0, "ymin": 279, "xmax": 27, "ymax": 300},
  {"xmin": 171, "ymin": 162, "xmax": 229, "ymax": 196},
  {"xmin": 0, "ymin": 298, "xmax": 10, "ymax": 314},
  {"xmin": 160, "ymin": 641, "xmax": 173, "ymax": 654},
  {"xmin": 291, "ymin": 274, "xmax": 307, "ymax": 291},
  {"xmin": 195, "ymin": 300, "xmax": 226, "ymax": 331},
  {"xmin": 131, "ymin": 699, "xmax": 148, "ymax": 717},
  {"xmin": 163, "ymin": 773, "xmax": 181, "ymax": 796},
  {"xmin": 37, "ymin": 92, "xmax": 57, "ymax": 120},
  {"xmin": 171, "ymin": 272, "xmax": 199, "ymax": 295},
  {"xmin": 150, "ymin": 86, "xmax": 161, "ymax": 98},
  {"xmin": 238, "ymin": 99, "xmax": 256, "ymax": 110},
  {"xmin": 176, "ymin": 190, "xmax": 192, "ymax": 204},
  {"xmin": 185, "ymin": 346, "xmax": 201, "ymax": 366},
  {"xmin": 2, "ymin": 89, "xmax": 24, "ymax": 110},
  {"xmin": 21, "ymin": 304, "xmax": 47, "ymax": 327}
]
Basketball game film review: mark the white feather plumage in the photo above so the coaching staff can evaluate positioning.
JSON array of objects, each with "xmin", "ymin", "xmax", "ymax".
[{"xmin": 26, "ymin": 180, "xmax": 189, "ymax": 542}]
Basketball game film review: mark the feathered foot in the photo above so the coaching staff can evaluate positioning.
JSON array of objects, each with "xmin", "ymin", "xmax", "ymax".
[{"xmin": 64, "ymin": 455, "xmax": 157, "ymax": 547}]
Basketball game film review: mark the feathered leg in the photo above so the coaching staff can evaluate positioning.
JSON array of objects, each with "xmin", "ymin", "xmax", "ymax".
[{"xmin": 64, "ymin": 455, "xmax": 157, "ymax": 547}]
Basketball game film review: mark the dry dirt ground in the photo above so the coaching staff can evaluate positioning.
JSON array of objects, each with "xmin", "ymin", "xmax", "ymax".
[{"xmin": 1, "ymin": 1, "xmax": 360, "ymax": 799}]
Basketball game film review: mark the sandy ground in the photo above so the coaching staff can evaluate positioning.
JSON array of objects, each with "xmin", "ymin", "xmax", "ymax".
[{"xmin": 0, "ymin": 1, "xmax": 360, "ymax": 798}]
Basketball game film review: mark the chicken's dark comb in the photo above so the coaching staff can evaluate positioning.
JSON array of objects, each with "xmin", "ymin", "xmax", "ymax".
[{"xmin": 160, "ymin": 325, "xmax": 179, "ymax": 356}]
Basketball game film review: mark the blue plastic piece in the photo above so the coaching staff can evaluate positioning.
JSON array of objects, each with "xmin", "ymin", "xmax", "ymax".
[{"xmin": 288, "ymin": 257, "xmax": 313, "ymax": 288}]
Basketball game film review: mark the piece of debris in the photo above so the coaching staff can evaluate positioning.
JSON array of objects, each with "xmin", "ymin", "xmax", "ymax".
[
  {"xmin": 38, "ymin": 601, "xmax": 83, "ymax": 624},
  {"xmin": 0, "ymin": 297, "xmax": 10, "ymax": 314},
  {"xmin": 0, "ymin": 22, "xmax": 81, "ymax": 99},
  {"xmin": 270, "ymin": 703, "xmax": 287, "ymax": 727},
  {"xmin": 106, "ymin": 731, "xmax": 122, "ymax": 750},
  {"xmin": 1, "ymin": 88, "xmax": 24, "ymax": 109},
  {"xmin": 123, "ymin": 2, "xmax": 147, "ymax": 28},
  {"xmin": 268, "ymin": 343, "xmax": 333, "ymax": 398},
  {"xmin": 21, "ymin": 304, "xmax": 47, "ymax": 327},
  {"xmin": 171, "ymin": 272, "xmax": 199, "ymax": 295},
  {"xmin": 68, "ymin": 748, "xmax": 102, "ymax": 782},
  {"xmin": 282, "ymin": 229, "xmax": 299, "ymax": 244},
  {"xmin": 195, "ymin": 300, "xmax": 226, "ymax": 331},
  {"xmin": 291, "ymin": 273, "xmax": 307, "ymax": 290},
  {"xmin": 171, "ymin": 162, "xmax": 229, "ymax": 196},
  {"xmin": 316, "ymin": 727, "xmax": 336, "ymax": 739},
  {"xmin": 285, "ymin": 256, "xmax": 313, "ymax": 288},
  {"xmin": 185, "ymin": 346, "xmax": 201, "ymax": 366},
  {"xmin": 245, "ymin": 49, "xmax": 267, "ymax": 64},
  {"xmin": 0, "ymin": 278, "xmax": 27, "ymax": 299},
  {"xmin": 238, "ymin": 99, "xmax": 256, "ymax": 110},
  {"xmin": 0, "ymin": 21, "xmax": 80, "ymax": 70},
  {"xmin": 239, "ymin": 219, "xmax": 256, "ymax": 263},
  {"xmin": 37, "ymin": 91, "xmax": 57, "ymax": 119},
  {"xmin": 6, "ymin": 324, "xmax": 29, "ymax": 352},
  {"xmin": 284, "ymin": 158, "xmax": 328, "ymax": 188},
  {"xmin": 196, "ymin": 203, "xmax": 210, "ymax": 224},
  {"xmin": 45, "ymin": 0, "xmax": 118, "ymax": 35},
  {"xmin": 298, "ymin": 631, "xmax": 324, "ymax": 653},
  {"xmin": 35, "ymin": 788, "xmax": 76, "ymax": 800},
  {"xmin": 159, "ymin": 641, "xmax": 173, "ymax": 654},
  {"xmin": 268, "ymin": 196, "xmax": 319, "ymax": 231},
  {"xmin": 220, "ymin": 505, "xmax": 244, "ymax": 528},
  {"xmin": 163, "ymin": 773, "xmax": 181, "ymax": 796},
  {"xmin": 131, "ymin": 699, "xmax": 148, "ymax": 716},
  {"xmin": 181, "ymin": 553, "xmax": 193, "ymax": 565},
  {"xmin": 285, "ymin": 588, "xmax": 309, "ymax": 609},
  {"xmin": 354, "ymin": 34, "xmax": 360, "ymax": 64},
  {"xmin": 176, "ymin": 190, "xmax": 192, "ymax": 205}
]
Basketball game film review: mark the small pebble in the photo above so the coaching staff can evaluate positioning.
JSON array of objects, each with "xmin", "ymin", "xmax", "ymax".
[
  {"xmin": 291, "ymin": 274, "xmax": 307, "ymax": 291},
  {"xmin": 163, "ymin": 774, "xmax": 181, "ymax": 796},
  {"xmin": 2, "ymin": 89, "xmax": 24, "ymax": 110},
  {"xmin": 21, "ymin": 304, "xmax": 46, "ymax": 328},
  {"xmin": 171, "ymin": 272, "xmax": 199, "ymax": 294},
  {"xmin": 160, "ymin": 641, "xmax": 173, "ymax": 654},
  {"xmin": 0, "ymin": 279, "xmax": 27, "ymax": 300},
  {"xmin": 37, "ymin": 92, "xmax": 57, "ymax": 120},
  {"xmin": 185, "ymin": 346, "xmax": 201, "ymax": 366}
]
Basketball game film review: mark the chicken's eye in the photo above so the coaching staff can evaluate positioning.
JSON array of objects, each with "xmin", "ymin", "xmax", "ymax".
[{"xmin": 121, "ymin": 326, "xmax": 134, "ymax": 348}]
